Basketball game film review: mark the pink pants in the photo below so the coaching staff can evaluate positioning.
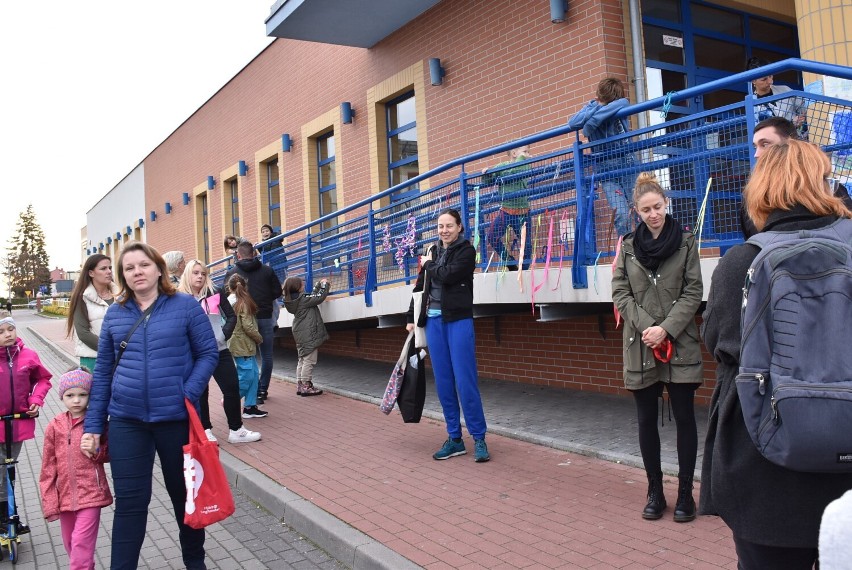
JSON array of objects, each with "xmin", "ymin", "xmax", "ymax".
[{"xmin": 59, "ymin": 507, "xmax": 101, "ymax": 570}]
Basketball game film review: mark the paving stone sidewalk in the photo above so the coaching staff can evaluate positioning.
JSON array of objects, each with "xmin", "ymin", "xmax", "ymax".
[
  {"xmin": 14, "ymin": 311, "xmax": 345, "ymax": 569},
  {"xmin": 28, "ymin": 310, "xmax": 737, "ymax": 569}
]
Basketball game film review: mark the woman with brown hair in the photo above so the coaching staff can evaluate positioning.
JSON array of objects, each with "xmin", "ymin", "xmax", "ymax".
[
  {"xmin": 701, "ymin": 140, "xmax": 852, "ymax": 569},
  {"xmin": 611, "ymin": 173, "xmax": 703, "ymax": 523},
  {"xmin": 66, "ymin": 254, "xmax": 118, "ymax": 372},
  {"xmin": 82, "ymin": 241, "xmax": 218, "ymax": 570}
]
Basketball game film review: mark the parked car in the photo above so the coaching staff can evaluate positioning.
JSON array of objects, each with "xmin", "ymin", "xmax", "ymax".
[{"xmin": 27, "ymin": 299, "xmax": 52, "ymax": 308}]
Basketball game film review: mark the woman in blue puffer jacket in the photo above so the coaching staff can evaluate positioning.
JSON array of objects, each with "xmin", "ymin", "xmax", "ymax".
[{"xmin": 83, "ymin": 241, "xmax": 218, "ymax": 570}]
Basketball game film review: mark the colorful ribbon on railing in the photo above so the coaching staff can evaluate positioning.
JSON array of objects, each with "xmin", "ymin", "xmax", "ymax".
[
  {"xmin": 552, "ymin": 209, "xmax": 569, "ymax": 291},
  {"xmin": 660, "ymin": 91, "xmax": 677, "ymax": 120},
  {"xmin": 473, "ymin": 186, "xmax": 481, "ymax": 263},
  {"xmin": 695, "ymin": 178, "xmax": 713, "ymax": 250},
  {"xmin": 516, "ymin": 221, "xmax": 527, "ymax": 292},
  {"xmin": 530, "ymin": 211, "xmax": 555, "ymax": 314}
]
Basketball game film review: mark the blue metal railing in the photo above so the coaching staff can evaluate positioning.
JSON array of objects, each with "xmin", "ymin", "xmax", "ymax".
[{"xmin": 211, "ymin": 58, "xmax": 852, "ymax": 303}]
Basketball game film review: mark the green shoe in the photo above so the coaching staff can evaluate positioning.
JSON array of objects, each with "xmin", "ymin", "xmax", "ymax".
[
  {"xmin": 433, "ymin": 438, "xmax": 466, "ymax": 460},
  {"xmin": 474, "ymin": 439, "xmax": 490, "ymax": 463}
]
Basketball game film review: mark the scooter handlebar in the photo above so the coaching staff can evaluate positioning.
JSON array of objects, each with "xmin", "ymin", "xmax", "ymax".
[{"xmin": 0, "ymin": 412, "xmax": 37, "ymax": 421}]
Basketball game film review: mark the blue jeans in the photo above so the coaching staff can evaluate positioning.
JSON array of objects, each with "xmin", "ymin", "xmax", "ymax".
[
  {"xmin": 425, "ymin": 317, "xmax": 487, "ymax": 440},
  {"xmin": 235, "ymin": 356, "xmax": 259, "ymax": 407},
  {"xmin": 256, "ymin": 318, "xmax": 275, "ymax": 393},
  {"xmin": 108, "ymin": 418, "xmax": 206, "ymax": 570},
  {"xmin": 596, "ymin": 157, "xmax": 635, "ymax": 237},
  {"xmin": 487, "ymin": 208, "xmax": 532, "ymax": 268}
]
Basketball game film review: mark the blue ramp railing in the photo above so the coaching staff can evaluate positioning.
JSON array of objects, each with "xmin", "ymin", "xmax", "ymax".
[{"xmin": 210, "ymin": 58, "xmax": 852, "ymax": 303}]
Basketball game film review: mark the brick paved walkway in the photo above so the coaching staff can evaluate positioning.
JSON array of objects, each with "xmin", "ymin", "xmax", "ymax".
[
  {"xmin": 15, "ymin": 311, "xmax": 344, "ymax": 569},
  {"xmin": 28, "ymin": 310, "xmax": 737, "ymax": 569}
]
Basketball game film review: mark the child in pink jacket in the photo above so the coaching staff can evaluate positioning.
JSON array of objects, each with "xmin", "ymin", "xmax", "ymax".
[
  {"xmin": 0, "ymin": 312, "xmax": 52, "ymax": 533},
  {"xmin": 40, "ymin": 368, "xmax": 112, "ymax": 570}
]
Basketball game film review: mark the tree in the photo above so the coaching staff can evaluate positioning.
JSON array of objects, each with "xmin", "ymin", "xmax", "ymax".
[{"xmin": 6, "ymin": 205, "xmax": 51, "ymax": 297}]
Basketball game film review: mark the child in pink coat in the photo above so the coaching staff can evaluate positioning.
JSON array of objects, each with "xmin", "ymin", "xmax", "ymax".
[
  {"xmin": 0, "ymin": 312, "xmax": 52, "ymax": 533},
  {"xmin": 40, "ymin": 368, "xmax": 112, "ymax": 570}
]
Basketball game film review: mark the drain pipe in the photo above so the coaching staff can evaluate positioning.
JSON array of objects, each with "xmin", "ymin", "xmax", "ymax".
[{"xmin": 628, "ymin": 0, "xmax": 647, "ymax": 130}]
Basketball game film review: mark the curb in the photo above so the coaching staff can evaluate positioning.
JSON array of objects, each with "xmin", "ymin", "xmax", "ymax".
[
  {"xmin": 26, "ymin": 325, "xmax": 423, "ymax": 570},
  {"xmin": 219, "ymin": 452, "xmax": 421, "ymax": 570}
]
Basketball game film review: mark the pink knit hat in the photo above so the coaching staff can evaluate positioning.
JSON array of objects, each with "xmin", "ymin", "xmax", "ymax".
[{"xmin": 58, "ymin": 368, "xmax": 93, "ymax": 396}]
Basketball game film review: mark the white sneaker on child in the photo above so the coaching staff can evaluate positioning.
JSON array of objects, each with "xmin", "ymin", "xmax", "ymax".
[
  {"xmin": 228, "ymin": 427, "xmax": 261, "ymax": 444},
  {"xmin": 204, "ymin": 429, "xmax": 218, "ymax": 443}
]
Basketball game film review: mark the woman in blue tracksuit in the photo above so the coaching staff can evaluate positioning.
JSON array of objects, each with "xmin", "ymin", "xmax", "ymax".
[
  {"xmin": 83, "ymin": 241, "xmax": 218, "ymax": 570},
  {"xmin": 407, "ymin": 209, "xmax": 490, "ymax": 463}
]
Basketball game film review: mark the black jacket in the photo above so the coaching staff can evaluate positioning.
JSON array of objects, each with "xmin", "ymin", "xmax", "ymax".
[
  {"xmin": 407, "ymin": 239, "xmax": 475, "ymax": 324},
  {"xmin": 224, "ymin": 257, "xmax": 283, "ymax": 319},
  {"xmin": 700, "ymin": 205, "xmax": 852, "ymax": 548}
]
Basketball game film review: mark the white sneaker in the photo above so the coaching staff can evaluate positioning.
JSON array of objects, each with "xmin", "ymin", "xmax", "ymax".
[
  {"xmin": 204, "ymin": 429, "xmax": 218, "ymax": 443},
  {"xmin": 228, "ymin": 427, "xmax": 261, "ymax": 444}
]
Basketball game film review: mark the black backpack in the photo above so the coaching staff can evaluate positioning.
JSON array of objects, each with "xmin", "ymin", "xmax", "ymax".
[{"xmin": 736, "ymin": 219, "xmax": 852, "ymax": 473}]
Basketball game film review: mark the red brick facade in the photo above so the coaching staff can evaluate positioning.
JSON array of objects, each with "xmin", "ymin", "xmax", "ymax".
[
  {"xmin": 281, "ymin": 314, "xmax": 719, "ymax": 406},
  {"xmin": 140, "ymin": 0, "xmax": 723, "ymax": 402}
]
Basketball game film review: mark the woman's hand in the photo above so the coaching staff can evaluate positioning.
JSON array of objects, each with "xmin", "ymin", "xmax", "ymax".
[
  {"xmin": 406, "ymin": 323, "xmax": 415, "ymax": 332},
  {"xmin": 26, "ymin": 404, "xmax": 40, "ymax": 417},
  {"xmin": 641, "ymin": 326, "xmax": 669, "ymax": 348},
  {"xmin": 81, "ymin": 433, "xmax": 101, "ymax": 459}
]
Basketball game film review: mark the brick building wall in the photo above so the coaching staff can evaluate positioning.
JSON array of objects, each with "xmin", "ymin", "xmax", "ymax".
[
  {"xmin": 143, "ymin": 0, "xmax": 631, "ymax": 257},
  {"xmin": 280, "ymin": 313, "xmax": 719, "ymax": 406},
  {"xmin": 138, "ymin": 0, "xmax": 712, "ymax": 403}
]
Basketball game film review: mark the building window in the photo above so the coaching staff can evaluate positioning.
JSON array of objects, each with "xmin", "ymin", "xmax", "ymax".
[
  {"xmin": 267, "ymin": 160, "xmax": 281, "ymax": 232},
  {"xmin": 200, "ymin": 194, "xmax": 210, "ymax": 264},
  {"xmin": 229, "ymin": 179, "xmax": 240, "ymax": 237},
  {"xmin": 386, "ymin": 91, "xmax": 419, "ymax": 204},
  {"xmin": 317, "ymin": 132, "xmax": 338, "ymax": 233}
]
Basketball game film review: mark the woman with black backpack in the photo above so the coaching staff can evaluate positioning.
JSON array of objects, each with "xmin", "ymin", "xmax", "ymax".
[{"xmin": 700, "ymin": 140, "xmax": 852, "ymax": 569}]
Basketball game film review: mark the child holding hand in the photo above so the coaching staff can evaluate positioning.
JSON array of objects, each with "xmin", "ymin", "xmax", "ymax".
[
  {"xmin": 0, "ymin": 311, "xmax": 52, "ymax": 534},
  {"xmin": 40, "ymin": 368, "xmax": 112, "ymax": 570}
]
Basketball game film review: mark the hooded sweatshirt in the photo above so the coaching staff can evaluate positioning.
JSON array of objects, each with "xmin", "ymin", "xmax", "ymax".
[
  {"xmin": 224, "ymin": 257, "xmax": 283, "ymax": 319},
  {"xmin": 0, "ymin": 338, "xmax": 52, "ymax": 443}
]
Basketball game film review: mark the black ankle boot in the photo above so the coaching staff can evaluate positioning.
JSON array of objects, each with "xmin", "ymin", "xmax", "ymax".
[
  {"xmin": 673, "ymin": 476, "xmax": 696, "ymax": 522},
  {"xmin": 642, "ymin": 472, "xmax": 666, "ymax": 520}
]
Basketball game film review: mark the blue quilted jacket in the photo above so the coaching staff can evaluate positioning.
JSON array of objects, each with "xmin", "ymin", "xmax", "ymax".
[{"xmin": 84, "ymin": 293, "xmax": 219, "ymax": 435}]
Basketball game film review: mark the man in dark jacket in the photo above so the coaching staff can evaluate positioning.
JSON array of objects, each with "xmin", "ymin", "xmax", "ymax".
[
  {"xmin": 224, "ymin": 241, "xmax": 283, "ymax": 404},
  {"xmin": 741, "ymin": 117, "xmax": 852, "ymax": 238}
]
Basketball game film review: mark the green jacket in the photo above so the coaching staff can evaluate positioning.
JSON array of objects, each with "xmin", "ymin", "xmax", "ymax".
[
  {"xmin": 481, "ymin": 157, "xmax": 530, "ymax": 210},
  {"xmin": 284, "ymin": 282, "xmax": 330, "ymax": 357},
  {"xmin": 611, "ymin": 232, "xmax": 703, "ymax": 390},
  {"xmin": 227, "ymin": 295, "xmax": 263, "ymax": 358}
]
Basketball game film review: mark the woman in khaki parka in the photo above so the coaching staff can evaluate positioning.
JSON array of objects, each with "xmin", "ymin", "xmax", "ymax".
[{"xmin": 611, "ymin": 173, "xmax": 703, "ymax": 524}]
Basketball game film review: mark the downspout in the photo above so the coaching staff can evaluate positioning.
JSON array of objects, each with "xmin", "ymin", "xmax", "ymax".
[{"xmin": 628, "ymin": 0, "xmax": 647, "ymax": 130}]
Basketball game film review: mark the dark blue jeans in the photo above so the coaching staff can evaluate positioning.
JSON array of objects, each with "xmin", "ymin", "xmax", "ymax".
[
  {"xmin": 108, "ymin": 418, "xmax": 206, "ymax": 570},
  {"xmin": 257, "ymin": 318, "xmax": 275, "ymax": 394}
]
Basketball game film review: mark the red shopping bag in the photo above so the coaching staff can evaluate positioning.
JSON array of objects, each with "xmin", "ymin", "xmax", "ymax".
[{"xmin": 183, "ymin": 399, "xmax": 235, "ymax": 529}]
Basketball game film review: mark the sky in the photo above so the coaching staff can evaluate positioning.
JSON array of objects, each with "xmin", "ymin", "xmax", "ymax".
[{"xmin": 0, "ymin": 1, "xmax": 275, "ymax": 279}]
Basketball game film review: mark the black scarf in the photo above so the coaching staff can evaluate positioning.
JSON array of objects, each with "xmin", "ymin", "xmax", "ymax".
[{"xmin": 633, "ymin": 215, "xmax": 682, "ymax": 271}]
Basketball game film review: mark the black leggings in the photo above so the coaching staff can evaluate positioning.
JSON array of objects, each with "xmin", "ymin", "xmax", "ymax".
[
  {"xmin": 200, "ymin": 349, "xmax": 244, "ymax": 432},
  {"xmin": 633, "ymin": 382, "xmax": 699, "ymax": 479}
]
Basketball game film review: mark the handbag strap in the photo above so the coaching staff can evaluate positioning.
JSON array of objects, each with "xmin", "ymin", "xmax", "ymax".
[
  {"xmin": 111, "ymin": 304, "xmax": 155, "ymax": 377},
  {"xmin": 397, "ymin": 331, "xmax": 414, "ymax": 368},
  {"xmin": 184, "ymin": 398, "xmax": 207, "ymax": 443}
]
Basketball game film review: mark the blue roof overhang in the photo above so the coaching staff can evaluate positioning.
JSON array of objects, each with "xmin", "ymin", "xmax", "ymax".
[{"xmin": 265, "ymin": 0, "xmax": 442, "ymax": 48}]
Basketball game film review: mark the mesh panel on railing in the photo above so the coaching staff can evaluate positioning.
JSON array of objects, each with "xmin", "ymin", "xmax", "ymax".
[
  {"xmin": 208, "ymin": 80, "xmax": 852, "ymax": 296},
  {"xmin": 470, "ymin": 151, "xmax": 577, "ymax": 275}
]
